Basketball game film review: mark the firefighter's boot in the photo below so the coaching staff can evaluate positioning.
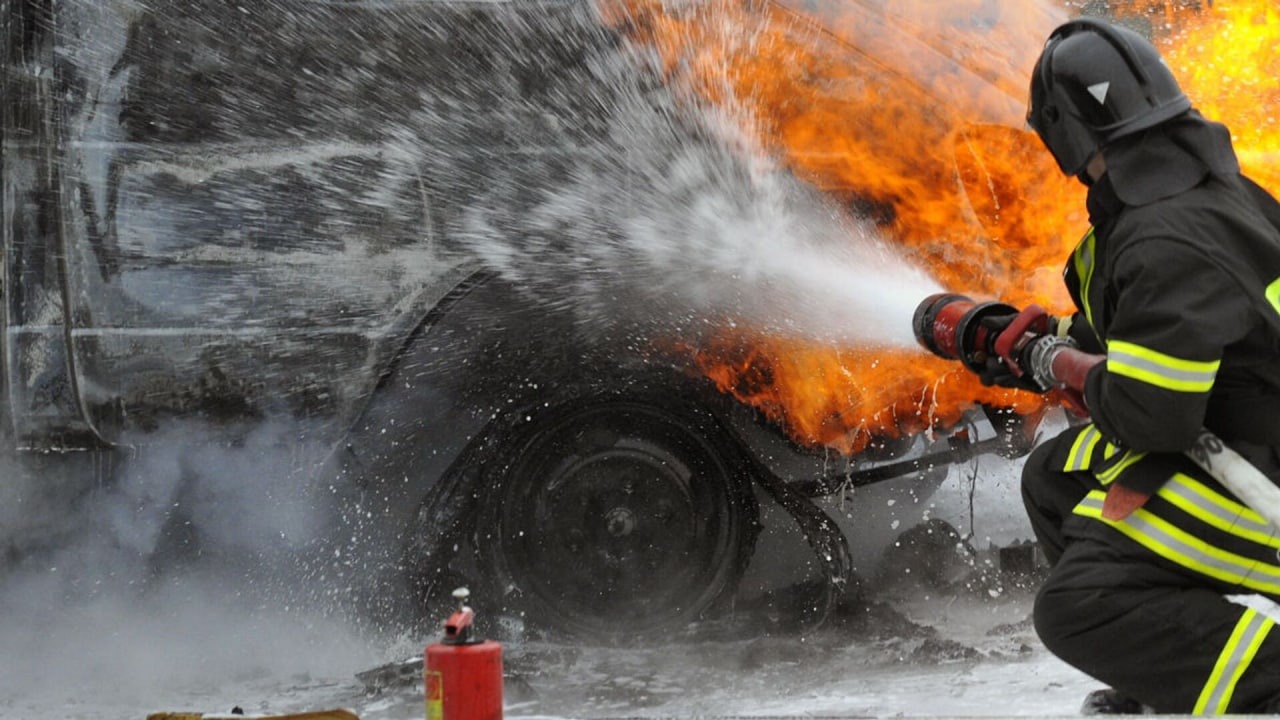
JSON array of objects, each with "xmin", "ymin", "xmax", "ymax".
[{"xmin": 1080, "ymin": 688, "xmax": 1152, "ymax": 715}]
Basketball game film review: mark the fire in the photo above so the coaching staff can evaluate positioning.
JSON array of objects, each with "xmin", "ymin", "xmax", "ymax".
[
  {"xmin": 1147, "ymin": 2, "xmax": 1280, "ymax": 191},
  {"xmin": 694, "ymin": 337, "xmax": 1046, "ymax": 455},
  {"xmin": 604, "ymin": 0, "xmax": 1280, "ymax": 455}
]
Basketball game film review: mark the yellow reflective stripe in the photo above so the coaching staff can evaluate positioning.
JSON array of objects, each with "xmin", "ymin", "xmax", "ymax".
[
  {"xmin": 1064, "ymin": 425, "xmax": 1103, "ymax": 472},
  {"xmin": 1194, "ymin": 607, "xmax": 1274, "ymax": 715},
  {"xmin": 1159, "ymin": 474, "xmax": 1280, "ymax": 548},
  {"xmin": 1267, "ymin": 276, "xmax": 1280, "ymax": 316},
  {"xmin": 1107, "ymin": 339, "xmax": 1220, "ymax": 393},
  {"xmin": 1074, "ymin": 228, "xmax": 1098, "ymax": 330},
  {"xmin": 1075, "ymin": 492, "xmax": 1280, "ymax": 594},
  {"xmin": 1095, "ymin": 449, "xmax": 1147, "ymax": 486},
  {"xmin": 1061, "ymin": 426, "xmax": 1145, "ymax": 485}
]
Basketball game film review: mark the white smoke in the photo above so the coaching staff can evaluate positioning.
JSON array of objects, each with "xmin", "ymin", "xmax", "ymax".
[{"xmin": 0, "ymin": 421, "xmax": 380, "ymax": 709}]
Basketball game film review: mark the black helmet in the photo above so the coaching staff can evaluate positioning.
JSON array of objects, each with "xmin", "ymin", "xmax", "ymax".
[{"xmin": 1027, "ymin": 18, "xmax": 1192, "ymax": 177}]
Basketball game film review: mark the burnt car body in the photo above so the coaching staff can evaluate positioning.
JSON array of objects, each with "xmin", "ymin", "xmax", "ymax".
[{"xmin": 3, "ymin": 0, "xmax": 1032, "ymax": 637}]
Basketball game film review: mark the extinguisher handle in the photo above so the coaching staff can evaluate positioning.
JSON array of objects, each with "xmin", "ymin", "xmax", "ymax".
[{"xmin": 444, "ymin": 607, "xmax": 476, "ymax": 644}]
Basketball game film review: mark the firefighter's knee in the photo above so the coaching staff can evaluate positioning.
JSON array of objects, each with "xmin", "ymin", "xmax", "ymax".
[
  {"xmin": 1032, "ymin": 569, "xmax": 1095, "ymax": 665},
  {"xmin": 1019, "ymin": 437, "xmax": 1060, "ymax": 507},
  {"xmin": 1032, "ymin": 585, "xmax": 1068, "ymax": 658},
  {"xmin": 1019, "ymin": 437, "xmax": 1080, "ymax": 565}
]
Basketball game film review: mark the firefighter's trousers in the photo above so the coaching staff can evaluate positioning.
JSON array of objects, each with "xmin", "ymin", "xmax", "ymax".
[{"xmin": 1022, "ymin": 434, "xmax": 1280, "ymax": 714}]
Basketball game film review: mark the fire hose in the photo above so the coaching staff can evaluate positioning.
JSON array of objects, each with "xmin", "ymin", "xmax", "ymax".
[{"xmin": 913, "ymin": 293, "xmax": 1280, "ymax": 530}]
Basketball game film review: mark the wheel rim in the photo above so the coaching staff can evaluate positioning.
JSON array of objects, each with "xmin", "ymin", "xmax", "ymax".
[{"xmin": 482, "ymin": 400, "xmax": 753, "ymax": 637}]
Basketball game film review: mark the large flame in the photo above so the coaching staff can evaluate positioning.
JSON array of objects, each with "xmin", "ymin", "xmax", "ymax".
[
  {"xmin": 1153, "ymin": 2, "xmax": 1280, "ymax": 191},
  {"xmin": 604, "ymin": 0, "xmax": 1280, "ymax": 455}
]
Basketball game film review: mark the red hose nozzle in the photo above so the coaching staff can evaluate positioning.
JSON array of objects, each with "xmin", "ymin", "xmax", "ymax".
[{"xmin": 912, "ymin": 293, "xmax": 1017, "ymax": 373}]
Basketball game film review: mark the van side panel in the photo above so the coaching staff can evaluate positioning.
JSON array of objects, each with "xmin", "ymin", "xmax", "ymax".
[
  {"xmin": 7, "ymin": 0, "xmax": 645, "ymax": 455},
  {"xmin": 3, "ymin": 1, "xmax": 96, "ymax": 448},
  {"xmin": 36, "ymin": 1, "xmax": 491, "ymax": 445}
]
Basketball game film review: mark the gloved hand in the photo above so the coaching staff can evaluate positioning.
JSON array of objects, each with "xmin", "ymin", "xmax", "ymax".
[
  {"xmin": 979, "ymin": 354, "xmax": 1047, "ymax": 392},
  {"xmin": 976, "ymin": 304, "xmax": 1055, "ymax": 392}
]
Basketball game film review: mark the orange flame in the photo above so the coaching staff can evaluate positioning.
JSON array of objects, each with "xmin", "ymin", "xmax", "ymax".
[
  {"xmin": 1148, "ymin": 2, "xmax": 1280, "ymax": 191},
  {"xmin": 605, "ymin": 0, "xmax": 1280, "ymax": 455}
]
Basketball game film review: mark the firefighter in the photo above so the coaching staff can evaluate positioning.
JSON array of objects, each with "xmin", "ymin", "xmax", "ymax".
[{"xmin": 981, "ymin": 17, "xmax": 1280, "ymax": 714}]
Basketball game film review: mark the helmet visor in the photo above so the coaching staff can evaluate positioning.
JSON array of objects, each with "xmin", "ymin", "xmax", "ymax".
[{"xmin": 1026, "ymin": 49, "xmax": 1098, "ymax": 177}]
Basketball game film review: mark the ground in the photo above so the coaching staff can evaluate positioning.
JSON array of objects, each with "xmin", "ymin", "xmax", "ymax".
[
  {"xmin": 6, "ymin": 583, "xmax": 1098, "ymax": 720},
  {"xmin": 62, "ymin": 582, "xmax": 1101, "ymax": 720},
  {"xmin": 0, "ymin": 450, "xmax": 1107, "ymax": 720}
]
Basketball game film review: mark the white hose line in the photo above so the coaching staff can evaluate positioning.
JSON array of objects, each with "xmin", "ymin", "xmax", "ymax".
[{"xmin": 1185, "ymin": 429, "xmax": 1280, "ymax": 532}]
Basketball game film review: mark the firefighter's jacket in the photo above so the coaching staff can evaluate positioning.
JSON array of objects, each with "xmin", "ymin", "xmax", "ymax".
[{"xmin": 1051, "ymin": 115, "xmax": 1280, "ymax": 593}]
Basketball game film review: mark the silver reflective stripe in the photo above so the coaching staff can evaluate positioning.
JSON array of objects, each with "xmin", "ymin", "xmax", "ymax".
[
  {"xmin": 1106, "ymin": 340, "xmax": 1219, "ymax": 393},
  {"xmin": 1075, "ymin": 494, "xmax": 1280, "ymax": 594},
  {"xmin": 1194, "ymin": 607, "xmax": 1274, "ymax": 715},
  {"xmin": 1160, "ymin": 474, "xmax": 1280, "ymax": 548},
  {"xmin": 1065, "ymin": 425, "xmax": 1102, "ymax": 472}
]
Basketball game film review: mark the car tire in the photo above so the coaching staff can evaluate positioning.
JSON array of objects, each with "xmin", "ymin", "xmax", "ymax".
[{"xmin": 461, "ymin": 390, "xmax": 760, "ymax": 640}]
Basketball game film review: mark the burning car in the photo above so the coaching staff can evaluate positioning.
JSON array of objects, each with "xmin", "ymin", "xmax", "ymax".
[{"xmin": 2, "ymin": 0, "xmax": 1089, "ymax": 639}]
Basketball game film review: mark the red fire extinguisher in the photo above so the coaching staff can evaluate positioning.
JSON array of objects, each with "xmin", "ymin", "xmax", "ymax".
[{"xmin": 425, "ymin": 588, "xmax": 504, "ymax": 720}]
